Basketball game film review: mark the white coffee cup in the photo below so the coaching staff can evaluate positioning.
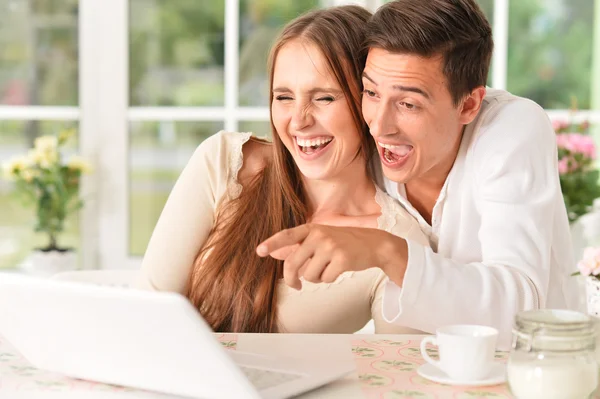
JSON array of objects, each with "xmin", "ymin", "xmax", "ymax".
[{"xmin": 420, "ymin": 324, "xmax": 498, "ymax": 381}]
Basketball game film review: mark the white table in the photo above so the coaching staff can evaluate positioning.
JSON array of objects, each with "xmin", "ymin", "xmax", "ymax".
[{"xmin": 0, "ymin": 333, "xmax": 515, "ymax": 398}]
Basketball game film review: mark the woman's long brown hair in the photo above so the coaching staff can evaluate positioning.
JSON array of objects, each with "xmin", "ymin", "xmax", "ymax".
[{"xmin": 187, "ymin": 5, "xmax": 374, "ymax": 333}]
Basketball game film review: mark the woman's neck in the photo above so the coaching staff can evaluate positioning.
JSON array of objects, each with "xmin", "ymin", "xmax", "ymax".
[{"xmin": 303, "ymin": 156, "xmax": 376, "ymax": 219}]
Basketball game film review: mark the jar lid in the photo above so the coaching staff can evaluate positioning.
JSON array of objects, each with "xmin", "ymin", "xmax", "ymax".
[{"xmin": 512, "ymin": 309, "xmax": 596, "ymax": 352}]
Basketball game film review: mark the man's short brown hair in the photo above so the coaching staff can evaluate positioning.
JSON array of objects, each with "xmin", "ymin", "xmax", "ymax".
[{"xmin": 365, "ymin": 0, "xmax": 493, "ymax": 105}]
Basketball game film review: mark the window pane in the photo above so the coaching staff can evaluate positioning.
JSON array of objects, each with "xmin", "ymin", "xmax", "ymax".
[
  {"xmin": 129, "ymin": 1, "xmax": 225, "ymax": 106},
  {"xmin": 0, "ymin": 0, "xmax": 78, "ymax": 106},
  {"xmin": 507, "ymin": 0, "xmax": 595, "ymax": 109},
  {"xmin": 0, "ymin": 120, "xmax": 79, "ymax": 270},
  {"xmin": 383, "ymin": 0, "xmax": 494, "ymax": 20},
  {"xmin": 238, "ymin": 120, "xmax": 271, "ymax": 139},
  {"xmin": 238, "ymin": 0, "xmax": 320, "ymax": 106},
  {"xmin": 129, "ymin": 121, "xmax": 224, "ymax": 256},
  {"xmin": 477, "ymin": 0, "xmax": 494, "ymax": 22}
]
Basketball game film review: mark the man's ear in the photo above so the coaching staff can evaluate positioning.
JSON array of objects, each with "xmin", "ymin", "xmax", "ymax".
[{"xmin": 459, "ymin": 86, "xmax": 486, "ymax": 125}]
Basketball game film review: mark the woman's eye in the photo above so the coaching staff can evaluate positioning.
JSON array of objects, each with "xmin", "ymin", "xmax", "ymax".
[
  {"xmin": 317, "ymin": 96, "xmax": 334, "ymax": 103},
  {"xmin": 275, "ymin": 95, "xmax": 293, "ymax": 101}
]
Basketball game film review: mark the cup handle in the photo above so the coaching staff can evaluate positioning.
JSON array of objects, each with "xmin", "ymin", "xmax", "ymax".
[{"xmin": 420, "ymin": 336, "xmax": 441, "ymax": 368}]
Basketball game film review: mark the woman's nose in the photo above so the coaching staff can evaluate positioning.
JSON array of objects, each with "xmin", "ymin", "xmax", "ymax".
[{"xmin": 291, "ymin": 103, "xmax": 314, "ymax": 131}]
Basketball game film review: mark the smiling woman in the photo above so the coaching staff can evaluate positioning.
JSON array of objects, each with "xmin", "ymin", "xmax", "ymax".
[{"xmin": 271, "ymin": 39, "xmax": 367, "ymax": 181}]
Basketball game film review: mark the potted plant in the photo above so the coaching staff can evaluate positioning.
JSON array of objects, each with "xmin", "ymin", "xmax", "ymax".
[
  {"xmin": 554, "ymin": 118, "xmax": 600, "ymax": 267},
  {"xmin": 1, "ymin": 129, "xmax": 91, "ymax": 275},
  {"xmin": 554, "ymin": 119, "xmax": 600, "ymax": 224}
]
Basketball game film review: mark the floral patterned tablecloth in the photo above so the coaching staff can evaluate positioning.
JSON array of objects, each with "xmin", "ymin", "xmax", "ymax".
[
  {"xmin": 351, "ymin": 338, "xmax": 511, "ymax": 399},
  {"xmin": 0, "ymin": 333, "xmax": 515, "ymax": 398}
]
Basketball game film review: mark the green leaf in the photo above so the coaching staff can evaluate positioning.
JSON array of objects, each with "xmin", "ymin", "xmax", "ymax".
[{"xmin": 560, "ymin": 168, "xmax": 600, "ymax": 223}]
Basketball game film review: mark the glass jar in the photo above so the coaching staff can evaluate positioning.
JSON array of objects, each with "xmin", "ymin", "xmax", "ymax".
[{"xmin": 507, "ymin": 309, "xmax": 598, "ymax": 399}]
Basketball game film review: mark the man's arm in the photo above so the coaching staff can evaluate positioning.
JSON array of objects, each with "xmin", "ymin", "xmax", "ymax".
[
  {"xmin": 256, "ymin": 224, "xmax": 409, "ymax": 289},
  {"xmin": 380, "ymin": 99, "xmax": 563, "ymax": 349}
]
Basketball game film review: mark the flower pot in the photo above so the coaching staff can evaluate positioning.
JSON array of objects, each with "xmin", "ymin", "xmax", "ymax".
[
  {"xmin": 21, "ymin": 249, "xmax": 78, "ymax": 277},
  {"xmin": 585, "ymin": 277, "xmax": 600, "ymax": 317}
]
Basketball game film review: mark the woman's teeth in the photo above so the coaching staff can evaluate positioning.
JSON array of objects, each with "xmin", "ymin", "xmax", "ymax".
[
  {"xmin": 296, "ymin": 137, "xmax": 333, "ymax": 154},
  {"xmin": 296, "ymin": 137, "xmax": 333, "ymax": 147}
]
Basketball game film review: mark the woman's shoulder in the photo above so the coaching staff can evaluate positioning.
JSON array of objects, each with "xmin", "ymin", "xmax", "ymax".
[
  {"xmin": 238, "ymin": 135, "xmax": 272, "ymax": 185},
  {"xmin": 194, "ymin": 130, "xmax": 270, "ymax": 171},
  {"xmin": 192, "ymin": 130, "xmax": 272, "ymax": 198},
  {"xmin": 374, "ymin": 186, "xmax": 429, "ymax": 246}
]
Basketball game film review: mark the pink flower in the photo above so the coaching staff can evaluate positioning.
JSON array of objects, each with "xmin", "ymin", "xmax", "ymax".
[
  {"xmin": 558, "ymin": 158, "xmax": 570, "ymax": 175},
  {"xmin": 556, "ymin": 133, "xmax": 596, "ymax": 160},
  {"xmin": 578, "ymin": 247, "xmax": 600, "ymax": 276},
  {"xmin": 556, "ymin": 134, "xmax": 573, "ymax": 151},
  {"xmin": 552, "ymin": 120, "xmax": 569, "ymax": 132},
  {"xmin": 579, "ymin": 136, "xmax": 597, "ymax": 160}
]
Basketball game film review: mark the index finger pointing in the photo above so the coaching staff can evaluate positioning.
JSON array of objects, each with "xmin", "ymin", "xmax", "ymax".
[{"xmin": 256, "ymin": 225, "xmax": 311, "ymax": 257}]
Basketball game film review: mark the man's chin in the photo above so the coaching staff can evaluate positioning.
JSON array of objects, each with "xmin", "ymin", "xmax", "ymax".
[{"xmin": 381, "ymin": 164, "xmax": 411, "ymax": 184}]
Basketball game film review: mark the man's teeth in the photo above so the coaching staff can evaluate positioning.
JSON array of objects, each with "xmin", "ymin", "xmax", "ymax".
[
  {"xmin": 296, "ymin": 137, "xmax": 333, "ymax": 147},
  {"xmin": 378, "ymin": 142, "xmax": 412, "ymax": 156},
  {"xmin": 384, "ymin": 149, "xmax": 395, "ymax": 163}
]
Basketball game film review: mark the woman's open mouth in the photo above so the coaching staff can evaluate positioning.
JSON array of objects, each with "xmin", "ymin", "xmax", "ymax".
[{"xmin": 295, "ymin": 136, "xmax": 334, "ymax": 159}]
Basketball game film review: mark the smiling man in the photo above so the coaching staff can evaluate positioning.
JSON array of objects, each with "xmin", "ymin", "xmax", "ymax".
[{"xmin": 257, "ymin": 0, "xmax": 579, "ymax": 347}]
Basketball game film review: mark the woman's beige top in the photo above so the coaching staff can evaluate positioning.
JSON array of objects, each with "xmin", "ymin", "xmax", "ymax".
[{"xmin": 135, "ymin": 131, "xmax": 429, "ymax": 334}]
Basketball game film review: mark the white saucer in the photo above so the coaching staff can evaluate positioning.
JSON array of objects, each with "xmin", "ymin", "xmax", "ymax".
[{"xmin": 417, "ymin": 363, "xmax": 506, "ymax": 387}]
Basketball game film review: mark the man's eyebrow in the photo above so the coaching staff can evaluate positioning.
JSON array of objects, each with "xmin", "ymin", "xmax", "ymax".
[
  {"xmin": 362, "ymin": 72, "xmax": 430, "ymax": 100},
  {"xmin": 362, "ymin": 72, "xmax": 377, "ymax": 85},
  {"xmin": 392, "ymin": 84, "xmax": 430, "ymax": 100}
]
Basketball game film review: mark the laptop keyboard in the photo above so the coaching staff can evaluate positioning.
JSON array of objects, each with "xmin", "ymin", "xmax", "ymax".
[{"xmin": 239, "ymin": 366, "xmax": 303, "ymax": 390}]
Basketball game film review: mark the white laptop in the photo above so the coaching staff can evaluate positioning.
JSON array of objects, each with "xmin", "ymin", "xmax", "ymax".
[{"xmin": 0, "ymin": 274, "xmax": 354, "ymax": 399}]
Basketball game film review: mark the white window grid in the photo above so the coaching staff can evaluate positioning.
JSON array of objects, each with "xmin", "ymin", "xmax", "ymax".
[{"xmin": 0, "ymin": 0, "xmax": 598, "ymax": 269}]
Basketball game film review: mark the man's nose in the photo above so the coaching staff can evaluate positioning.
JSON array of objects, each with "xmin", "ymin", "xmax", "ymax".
[{"xmin": 368, "ymin": 103, "xmax": 396, "ymax": 138}]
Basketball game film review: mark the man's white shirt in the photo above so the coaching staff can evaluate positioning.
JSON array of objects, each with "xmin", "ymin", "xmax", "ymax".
[{"xmin": 378, "ymin": 88, "xmax": 580, "ymax": 349}]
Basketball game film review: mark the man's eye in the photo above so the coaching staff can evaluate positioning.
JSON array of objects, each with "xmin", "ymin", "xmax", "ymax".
[
  {"xmin": 400, "ymin": 102, "xmax": 415, "ymax": 110},
  {"xmin": 363, "ymin": 89, "xmax": 376, "ymax": 97}
]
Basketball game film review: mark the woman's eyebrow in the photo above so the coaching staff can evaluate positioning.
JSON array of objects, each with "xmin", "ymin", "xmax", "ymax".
[{"xmin": 273, "ymin": 87, "xmax": 342, "ymax": 95}]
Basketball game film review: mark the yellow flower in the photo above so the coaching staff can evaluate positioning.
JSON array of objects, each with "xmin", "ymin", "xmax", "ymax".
[
  {"xmin": 34, "ymin": 135, "xmax": 58, "ymax": 152},
  {"xmin": 32, "ymin": 135, "xmax": 59, "ymax": 169},
  {"xmin": 58, "ymin": 129, "xmax": 76, "ymax": 145},
  {"xmin": 27, "ymin": 148, "xmax": 58, "ymax": 169},
  {"xmin": 67, "ymin": 156, "xmax": 92, "ymax": 174},
  {"xmin": 1, "ymin": 156, "xmax": 30, "ymax": 180},
  {"xmin": 20, "ymin": 168, "xmax": 39, "ymax": 183}
]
